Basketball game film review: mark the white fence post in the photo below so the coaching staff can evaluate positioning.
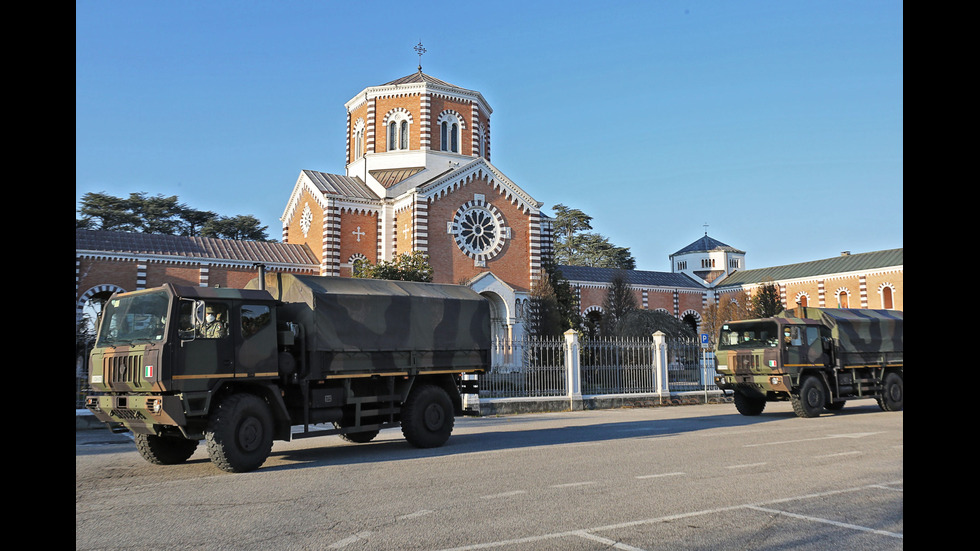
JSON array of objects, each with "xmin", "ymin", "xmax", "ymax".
[
  {"xmin": 652, "ymin": 331, "xmax": 667, "ymax": 396},
  {"xmin": 564, "ymin": 330, "xmax": 582, "ymax": 409}
]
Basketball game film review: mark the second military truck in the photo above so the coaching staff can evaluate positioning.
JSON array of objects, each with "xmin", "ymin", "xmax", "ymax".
[
  {"xmin": 85, "ymin": 271, "xmax": 490, "ymax": 472},
  {"xmin": 714, "ymin": 307, "xmax": 903, "ymax": 418}
]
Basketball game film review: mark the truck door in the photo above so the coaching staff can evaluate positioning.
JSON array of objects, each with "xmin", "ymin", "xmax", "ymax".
[
  {"xmin": 175, "ymin": 300, "xmax": 236, "ymax": 391},
  {"xmin": 784, "ymin": 325, "xmax": 822, "ymax": 367},
  {"xmin": 234, "ymin": 303, "xmax": 278, "ymax": 377}
]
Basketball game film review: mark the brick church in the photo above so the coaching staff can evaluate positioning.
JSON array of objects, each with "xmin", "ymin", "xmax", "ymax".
[
  {"xmin": 75, "ymin": 67, "xmax": 903, "ymax": 342},
  {"xmin": 279, "ymin": 69, "xmax": 552, "ymax": 342}
]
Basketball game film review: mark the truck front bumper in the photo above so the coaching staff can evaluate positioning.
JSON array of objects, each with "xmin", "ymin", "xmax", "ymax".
[
  {"xmin": 85, "ymin": 394, "xmax": 187, "ymax": 434},
  {"xmin": 715, "ymin": 373, "xmax": 792, "ymax": 396}
]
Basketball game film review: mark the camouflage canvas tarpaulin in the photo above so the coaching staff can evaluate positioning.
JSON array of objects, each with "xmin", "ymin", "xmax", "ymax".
[
  {"xmin": 780, "ymin": 307, "xmax": 903, "ymax": 354},
  {"xmin": 245, "ymin": 273, "xmax": 490, "ymax": 375}
]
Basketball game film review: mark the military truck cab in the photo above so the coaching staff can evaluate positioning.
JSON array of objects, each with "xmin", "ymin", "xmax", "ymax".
[{"xmin": 86, "ymin": 284, "xmax": 285, "ymax": 434}]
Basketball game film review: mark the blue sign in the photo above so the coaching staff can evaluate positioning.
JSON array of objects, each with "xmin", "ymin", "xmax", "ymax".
[{"xmin": 700, "ymin": 333, "xmax": 710, "ymax": 348}]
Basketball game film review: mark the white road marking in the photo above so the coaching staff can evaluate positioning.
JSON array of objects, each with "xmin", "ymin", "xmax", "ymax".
[
  {"xmin": 480, "ymin": 490, "xmax": 527, "ymax": 499},
  {"xmin": 552, "ymin": 481, "xmax": 597, "ymax": 488},
  {"xmin": 744, "ymin": 432, "xmax": 882, "ymax": 447},
  {"xmin": 635, "ymin": 472, "xmax": 685, "ymax": 479},
  {"xmin": 747, "ymin": 505, "xmax": 902, "ymax": 539},
  {"xmin": 726, "ymin": 462, "xmax": 768, "ymax": 469},
  {"xmin": 436, "ymin": 481, "xmax": 903, "ymax": 551},
  {"xmin": 328, "ymin": 531, "xmax": 372, "ymax": 549}
]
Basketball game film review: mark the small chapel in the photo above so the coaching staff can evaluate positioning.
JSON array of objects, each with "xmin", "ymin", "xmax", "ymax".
[{"xmin": 279, "ymin": 67, "xmax": 552, "ymax": 343}]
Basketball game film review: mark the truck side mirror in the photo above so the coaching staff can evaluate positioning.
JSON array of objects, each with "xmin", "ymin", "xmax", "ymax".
[{"xmin": 178, "ymin": 299, "xmax": 204, "ymax": 341}]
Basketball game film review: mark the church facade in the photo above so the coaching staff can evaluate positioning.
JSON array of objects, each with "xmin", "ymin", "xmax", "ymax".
[{"xmin": 278, "ymin": 70, "xmax": 552, "ymax": 342}]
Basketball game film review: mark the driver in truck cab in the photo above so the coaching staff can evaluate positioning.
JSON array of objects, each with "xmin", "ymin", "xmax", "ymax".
[{"xmin": 200, "ymin": 304, "xmax": 228, "ymax": 339}]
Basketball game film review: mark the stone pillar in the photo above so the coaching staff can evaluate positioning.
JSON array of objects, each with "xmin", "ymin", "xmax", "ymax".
[
  {"xmin": 653, "ymin": 331, "xmax": 667, "ymax": 395},
  {"xmin": 564, "ymin": 329, "xmax": 582, "ymax": 410}
]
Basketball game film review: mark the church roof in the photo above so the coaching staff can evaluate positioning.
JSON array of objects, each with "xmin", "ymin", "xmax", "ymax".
[
  {"xmin": 718, "ymin": 248, "xmax": 903, "ymax": 287},
  {"xmin": 370, "ymin": 167, "xmax": 427, "ymax": 189},
  {"xmin": 302, "ymin": 170, "xmax": 378, "ymax": 200},
  {"xmin": 671, "ymin": 234, "xmax": 744, "ymax": 257},
  {"xmin": 557, "ymin": 265, "xmax": 705, "ymax": 289},
  {"xmin": 382, "ymin": 70, "xmax": 462, "ymax": 88},
  {"xmin": 75, "ymin": 229, "xmax": 319, "ymax": 267}
]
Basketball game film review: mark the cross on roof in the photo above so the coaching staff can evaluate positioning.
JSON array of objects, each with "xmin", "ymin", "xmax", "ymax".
[{"xmin": 414, "ymin": 41, "xmax": 426, "ymax": 71}]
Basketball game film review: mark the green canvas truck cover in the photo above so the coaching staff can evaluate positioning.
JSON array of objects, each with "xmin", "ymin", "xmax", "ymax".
[
  {"xmin": 245, "ymin": 273, "xmax": 490, "ymax": 375},
  {"xmin": 778, "ymin": 307, "xmax": 903, "ymax": 355}
]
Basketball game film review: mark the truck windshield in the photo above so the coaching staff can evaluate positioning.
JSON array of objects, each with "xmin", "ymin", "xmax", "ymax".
[
  {"xmin": 96, "ymin": 290, "xmax": 171, "ymax": 346},
  {"xmin": 718, "ymin": 321, "xmax": 779, "ymax": 349}
]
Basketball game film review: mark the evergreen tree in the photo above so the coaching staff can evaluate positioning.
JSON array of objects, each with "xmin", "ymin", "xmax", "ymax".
[
  {"xmin": 600, "ymin": 271, "xmax": 638, "ymax": 336},
  {"xmin": 751, "ymin": 281, "xmax": 783, "ymax": 318},
  {"xmin": 77, "ymin": 191, "xmax": 270, "ymax": 241},
  {"xmin": 352, "ymin": 251, "xmax": 433, "ymax": 282},
  {"xmin": 552, "ymin": 203, "xmax": 635, "ymax": 270}
]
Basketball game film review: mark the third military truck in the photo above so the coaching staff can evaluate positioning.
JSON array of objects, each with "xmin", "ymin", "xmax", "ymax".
[
  {"xmin": 85, "ymin": 270, "xmax": 490, "ymax": 472},
  {"xmin": 714, "ymin": 307, "xmax": 903, "ymax": 418}
]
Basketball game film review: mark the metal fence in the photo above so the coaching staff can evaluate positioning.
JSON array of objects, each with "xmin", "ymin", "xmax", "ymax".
[
  {"xmin": 480, "ymin": 335, "xmax": 718, "ymax": 400},
  {"xmin": 482, "ymin": 337, "xmax": 567, "ymax": 398},
  {"xmin": 581, "ymin": 337, "xmax": 657, "ymax": 395}
]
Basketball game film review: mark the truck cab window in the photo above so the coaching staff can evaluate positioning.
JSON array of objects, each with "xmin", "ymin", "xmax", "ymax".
[
  {"xmin": 784, "ymin": 326, "xmax": 803, "ymax": 346},
  {"xmin": 199, "ymin": 303, "xmax": 229, "ymax": 339},
  {"xmin": 241, "ymin": 305, "xmax": 271, "ymax": 339}
]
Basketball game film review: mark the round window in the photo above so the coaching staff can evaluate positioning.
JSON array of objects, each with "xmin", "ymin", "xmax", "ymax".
[{"xmin": 451, "ymin": 198, "xmax": 508, "ymax": 262}]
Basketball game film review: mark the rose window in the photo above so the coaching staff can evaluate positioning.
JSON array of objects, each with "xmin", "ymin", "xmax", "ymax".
[
  {"xmin": 300, "ymin": 203, "xmax": 313, "ymax": 237},
  {"xmin": 450, "ymin": 195, "xmax": 510, "ymax": 265}
]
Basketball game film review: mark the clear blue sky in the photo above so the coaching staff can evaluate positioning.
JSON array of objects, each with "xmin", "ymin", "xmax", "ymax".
[{"xmin": 76, "ymin": 0, "xmax": 903, "ymax": 272}]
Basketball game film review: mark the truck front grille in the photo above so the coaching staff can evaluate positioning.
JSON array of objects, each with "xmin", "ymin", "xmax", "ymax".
[{"xmin": 104, "ymin": 353, "xmax": 147, "ymax": 388}]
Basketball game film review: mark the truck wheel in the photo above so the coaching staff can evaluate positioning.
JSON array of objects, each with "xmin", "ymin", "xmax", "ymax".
[
  {"xmin": 791, "ymin": 376, "xmax": 826, "ymax": 418},
  {"xmin": 134, "ymin": 433, "xmax": 199, "ymax": 465},
  {"xmin": 205, "ymin": 393, "xmax": 274, "ymax": 473},
  {"xmin": 401, "ymin": 384, "xmax": 454, "ymax": 448},
  {"xmin": 877, "ymin": 372, "xmax": 904, "ymax": 412},
  {"xmin": 333, "ymin": 422, "xmax": 380, "ymax": 444},
  {"xmin": 733, "ymin": 391, "xmax": 766, "ymax": 416}
]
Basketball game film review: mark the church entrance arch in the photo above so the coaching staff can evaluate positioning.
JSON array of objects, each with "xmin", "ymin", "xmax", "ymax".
[{"xmin": 479, "ymin": 290, "xmax": 510, "ymax": 343}]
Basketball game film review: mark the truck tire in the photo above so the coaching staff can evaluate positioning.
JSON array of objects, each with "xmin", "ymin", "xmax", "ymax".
[
  {"xmin": 401, "ymin": 384, "xmax": 454, "ymax": 448},
  {"xmin": 733, "ymin": 391, "xmax": 766, "ymax": 416},
  {"xmin": 205, "ymin": 393, "xmax": 274, "ymax": 473},
  {"xmin": 134, "ymin": 433, "xmax": 199, "ymax": 465},
  {"xmin": 791, "ymin": 376, "xmax": 826, "ymax": 418},
  {"xmin": 877, "ymin": 372, "xmax": 904, "ymax": 412},
  {"xmin": 333, "ymin": 422, "xmax": 380, "ymax": 443}
]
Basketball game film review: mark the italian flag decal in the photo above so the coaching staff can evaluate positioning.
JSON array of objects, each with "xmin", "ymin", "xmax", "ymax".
[{"xmin": 145, "ymin": 365, "xmax": 154, "ymax": 378}]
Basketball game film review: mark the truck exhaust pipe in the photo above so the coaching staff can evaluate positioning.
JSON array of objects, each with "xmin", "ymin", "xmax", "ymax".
[{"xmin": 255, "ymin": 263, "xmax": 267, "ymax": 291}]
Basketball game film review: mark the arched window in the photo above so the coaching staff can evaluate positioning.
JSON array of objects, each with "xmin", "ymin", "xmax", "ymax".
[
  {"xmin": 384, "ymin": 109, "xmax": 412, "ymax": 152},
  {"xmin": 354, "ymin": 128, "xmax": 364, "ymax": 159},
  {"xmin": 437, "ymin": 111, "xmax": 464, "ymax": 153},
  {"xmin": 388, "ymin": 122, "xmax": 397, "ymax": 151},
  {"xmin": 881, "ymin": 286, "xmax": 893, "ymax": 309}
]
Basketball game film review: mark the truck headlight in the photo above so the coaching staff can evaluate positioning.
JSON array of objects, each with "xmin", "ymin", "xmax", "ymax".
[{"xmin": 147, "ymin": 398, "xmax": 162, "ymax": 414}]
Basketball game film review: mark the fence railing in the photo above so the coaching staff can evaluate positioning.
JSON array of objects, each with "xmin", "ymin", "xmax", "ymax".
[{"xmin": 480, "ymin": 332, "xmax": 718, "ymax": 400}]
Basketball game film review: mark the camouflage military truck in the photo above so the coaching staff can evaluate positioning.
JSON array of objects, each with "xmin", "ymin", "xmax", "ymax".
[
  {"xmin": 714, "ymin": 307, "xmax": 903, "ymax": 418},
  {"xmin": 85, "ymin": 270, "xmax": 490, "ymax": 472}
]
